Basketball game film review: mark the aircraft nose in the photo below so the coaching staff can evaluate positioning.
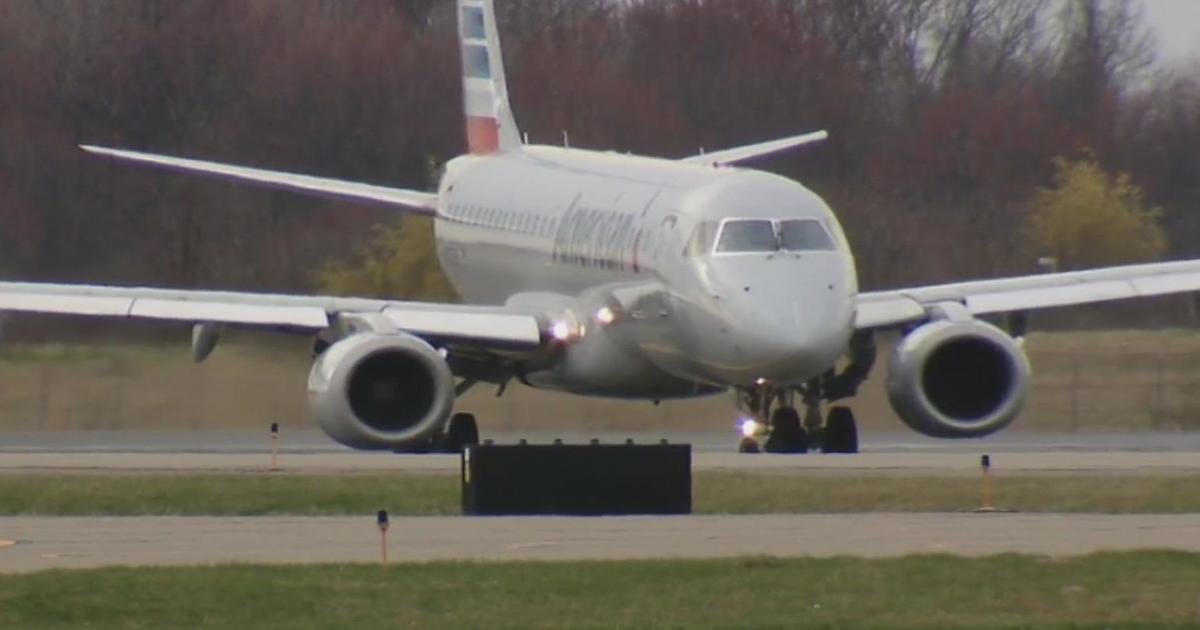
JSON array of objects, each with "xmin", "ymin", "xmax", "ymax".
[{"xmin": 720, "ymin": 276, "xmax": 854, "ymax": 383}]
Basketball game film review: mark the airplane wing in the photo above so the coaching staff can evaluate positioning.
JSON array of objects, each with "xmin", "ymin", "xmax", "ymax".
[
  {"xmin": 0, "ymin": 282, "xmax": 543, "ymax": 349},
  {"xmin": 856, "ymin": 259, "xmax": 1200, "ymax": 329},
  {"xmin": 80, "ymin": 145, "xmax": 440, "ymax": 216},
  {"xmin": 681, "ymin": 131, "xmax": 829, "ymax": 167}
]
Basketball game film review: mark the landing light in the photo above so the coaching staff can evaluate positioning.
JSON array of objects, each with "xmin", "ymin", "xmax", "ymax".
[
  {"xmin": 596, "ymin": 307, "xmax": 616, "ymax": 326},
  {"xmin": 550, "ymin": 321, "xmax": 572, "ymax": 342},
  {"xmin": 739, "ymin": 418, "xmax": 761, "ymax": 438}
]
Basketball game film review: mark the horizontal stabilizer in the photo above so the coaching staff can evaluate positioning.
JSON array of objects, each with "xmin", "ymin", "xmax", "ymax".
[
  {"xmin": 682, "ymin": 130, "xmax": 829, "ymax": 167},
  {"xmin": 80, "ymin": 145, "xmax": 440, "ymax": 215}
]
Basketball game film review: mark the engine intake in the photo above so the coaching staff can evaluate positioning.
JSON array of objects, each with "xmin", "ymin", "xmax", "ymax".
[
  {"xmin": 886, "ymin": 319, "xmax": 1030, "ymax": 438},
  {"xmin": 307, "ymin": 333, "xmax": 454, "ymax": 450}
]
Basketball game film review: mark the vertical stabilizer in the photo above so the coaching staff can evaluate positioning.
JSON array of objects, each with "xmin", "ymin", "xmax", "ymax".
[{"xmin": 458, "ymin": 0, "xmax": 522, "ymax": 154}]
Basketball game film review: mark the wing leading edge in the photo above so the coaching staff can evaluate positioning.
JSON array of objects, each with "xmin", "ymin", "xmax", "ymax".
[
  {"xmin": 80, "ymin": 145, "xmax": 440, "ymax": 216},
  {"xmin": 0, "ymin": 282, "xmax": 543, "ymax": 349},
  {"xmin": 856, "ymin": 259, "xmax": 1200, "ymax": 329}
]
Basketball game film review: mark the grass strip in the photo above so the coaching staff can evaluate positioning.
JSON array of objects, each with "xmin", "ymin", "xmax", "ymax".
[
  {"xmin": 2, "ymin": 553, "xmax": 1200, "ymax": 629},
  {"xmin": 1, "ymin": 473, "xmax": 1199, "ymax": 516}
]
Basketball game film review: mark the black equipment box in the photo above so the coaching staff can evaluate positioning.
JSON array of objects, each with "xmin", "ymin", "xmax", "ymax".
[{"xmin": 461, "ymin": 443, "xmax": 691, "ymax": 516}]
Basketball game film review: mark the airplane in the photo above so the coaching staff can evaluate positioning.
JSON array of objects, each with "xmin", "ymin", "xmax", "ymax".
[{"xmin": 5, "ymin": 0, "xmax": 1200, "ymax": 454}]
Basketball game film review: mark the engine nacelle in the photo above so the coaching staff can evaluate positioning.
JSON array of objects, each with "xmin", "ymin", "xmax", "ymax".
[
  {"xmin": 886, "ymin": 319, "xmax": 1030, "ymax": 438},
  {"xmin": 307, "ymin": 333, "xmax": 455, "ymax": 450}
]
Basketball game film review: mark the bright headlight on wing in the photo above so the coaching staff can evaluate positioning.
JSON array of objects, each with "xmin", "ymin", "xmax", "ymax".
[
  {"xmin": 550, "ymin": 320, "xmax": 572, "ymax": 341},
  {"xmin": 739, "ymin": 417, "xmax": 761, "ymax": 438},
  {"xmin": 595, "ymin": 306, "xmax": 616, "ymax": 326}
]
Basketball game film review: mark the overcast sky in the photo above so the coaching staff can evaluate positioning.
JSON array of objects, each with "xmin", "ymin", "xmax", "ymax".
[{"xmin": 1139, "ymin": 0, "xmax": 1200, "ymax": 62}]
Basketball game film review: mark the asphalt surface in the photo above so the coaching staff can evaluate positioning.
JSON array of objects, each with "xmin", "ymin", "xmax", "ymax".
[
  {"xmin": 5, "ymin": 429, "xmax": 1200, "ymax": 454},
  {"xmin": 1, "ymin": 451, "xmax": 1199, "ymax": 476},
  {"xmin": 1, "ymin": 430, "xmax": 1198, "ymax": 475},
  {"xmin": 1, "ymin": 430, "xmax": 1197, "ymax": 573},
  {"xmin": 2, "ymin": 513, "xmax": 1198, "ymax": 573}
]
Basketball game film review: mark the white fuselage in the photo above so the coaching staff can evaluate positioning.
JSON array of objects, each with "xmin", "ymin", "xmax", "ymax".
[{"xmin": 434, "ymin": 145, "xmax": 858, "ymax": 398}]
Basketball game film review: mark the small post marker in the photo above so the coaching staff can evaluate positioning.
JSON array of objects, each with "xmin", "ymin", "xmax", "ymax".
[
  {"xmin": 978, "ymin": 454, "xmax": 995, "ymax": 512},
  {"xmin": 0, "ymin": 538, "xmax": 14, "ymax": 550},
  {"xmin": 971, "ymin": 454, "xmax": 1015, "ymax": 513},
  {"xmin": 377, "ymin": 510, "xmax": 390, "ymax": 566},
  {"xmin": 269, "ymin": 423, "xmax": 281, "ymax": 471}
]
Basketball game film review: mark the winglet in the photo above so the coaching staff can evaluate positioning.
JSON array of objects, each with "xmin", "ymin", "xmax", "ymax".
[
  {"xmin": 682, "ymin": 130, "xmax": 829, "ymax": 167},
  {"xmin": 458, "ymin": 0, "xmax": 522, "ymax": 154}
]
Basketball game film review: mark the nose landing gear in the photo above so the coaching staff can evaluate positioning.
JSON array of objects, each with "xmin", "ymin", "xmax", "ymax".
[
  {"xmin": 735, "ymin": 331, "xmax": 873, "ymax": 454},
  {"xmin": 736, "ymin": 379, "xmax": 860, "ymax": 455}
]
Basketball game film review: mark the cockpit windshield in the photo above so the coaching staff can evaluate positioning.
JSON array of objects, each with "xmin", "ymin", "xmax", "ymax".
[
  {"xmin": 778, "ymin": 219, "xmax": 836, "ymax": 251},
  {"xmin": 713, "ymin": 219, "xmax": 836, "ymax": 254},
  {"xmin": 716, "ymin": 220, "xmax": 777, "ymax": 253}
]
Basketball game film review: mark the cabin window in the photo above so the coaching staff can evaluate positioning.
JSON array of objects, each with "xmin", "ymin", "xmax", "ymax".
[
  {"xmin": 461, "ymin": 6, "xmax": 486, "ymax": 40},
  {"xmin": 779, "ymin": 219, "xmax": 836, "ymax": 251},
  {"xmin": 464, "ymin": 45, "xmax": 491, "ymax": 79},
  {"xmin": 716, "ymin": 220, "xmax": 777, "ymax": 253}
]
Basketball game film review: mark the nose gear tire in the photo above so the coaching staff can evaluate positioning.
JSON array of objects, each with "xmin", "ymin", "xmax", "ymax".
[{"xmin": 764, "ymin": 407, "xmax": 809, "ymax": 454}]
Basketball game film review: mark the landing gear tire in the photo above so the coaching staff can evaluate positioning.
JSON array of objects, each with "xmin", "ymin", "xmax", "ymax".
[
  {"xmin": 441, "ymin": 412, "xmax": 480, "ymax": 454},
  {"xmin": 821, "ymin": 406, "xmax": 858, "ymax": 454},
  {"xmin": 738, "ymin": 437, "xmax": 761, "ymax": 454},
  {"xmin": 764, "ymin": 407, "xmax": 809, "ymax": 454}
]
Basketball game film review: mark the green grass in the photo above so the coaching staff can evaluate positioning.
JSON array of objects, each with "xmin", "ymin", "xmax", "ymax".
[
  {"xmin": 0, "ymin": 474, "xmax": 460, "ymax": 516},
  {"xmin": 2, "ymin": 473, "xmax": 1200, "ymax": 516},
  {"xmin": 1, "ymin": 553, "xmax": 1199, "ymax": 629}
]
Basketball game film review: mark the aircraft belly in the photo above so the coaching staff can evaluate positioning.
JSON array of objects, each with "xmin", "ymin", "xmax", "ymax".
[{"xmin": 521, "ymin": 320, "xmax": 722, "ymax": 399}]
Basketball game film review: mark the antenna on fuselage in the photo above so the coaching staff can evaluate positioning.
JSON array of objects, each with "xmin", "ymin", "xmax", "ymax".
[
  {"xmin": 562, "ymin": 131, "xmax": 571, "ymax": 148},
  {"xmin": 523, "ymin": 132, "xmax": 530, "ymax": 145}
]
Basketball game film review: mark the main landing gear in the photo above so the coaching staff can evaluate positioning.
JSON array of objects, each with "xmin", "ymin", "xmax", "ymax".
[{"xmin": 441, "ymin": 412, "xmax": 480, "ymax": 453}]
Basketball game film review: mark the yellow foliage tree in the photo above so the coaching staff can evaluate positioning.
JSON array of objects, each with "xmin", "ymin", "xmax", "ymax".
[
  {"xmin": 314, "ymin": 217, "xmax": 457, "ymax": 301},
  {"xmin": 1025, "ymin": 157, "xmax": 1166, "ymax": 270}
]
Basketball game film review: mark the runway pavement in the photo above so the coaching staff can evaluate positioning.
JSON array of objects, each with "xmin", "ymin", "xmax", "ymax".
[
  {"xmin": 1, "ymin": 431, "xmax": 1197, "ymax": 573},
  {"xmin": 1, "ymin": 451, "xmax": 1199, "ymax": 476},
  {"xmin": 5, "ymin": 429, "xmax": 1200, "ymax": 454},
  {"xmin": 1, "ymin": 430, "xmax": 1198, "ymax": 475},
  {"xmin": 2, "ymin": 513, "xmax": 1198, "ymax": 573}
]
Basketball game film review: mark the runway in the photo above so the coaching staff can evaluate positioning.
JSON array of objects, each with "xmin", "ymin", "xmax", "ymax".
[
  {"xmin": 2, "ymin": 451, "xmax": 1200, "ymax": 476},
  {"xmin": 2, "ymin": 513, "xmax": 1198, "ymax": 573},
  {"xmin": 2, "ymin": 430, "xmax": 1200, "ymax": 475},
  {"xmin": 6, "ymin": 429, "xmax": 1200, "ymax": 454},
  {"xmin": 2, "ymin": 431, "xmax": 1197, "ymax": 574}
]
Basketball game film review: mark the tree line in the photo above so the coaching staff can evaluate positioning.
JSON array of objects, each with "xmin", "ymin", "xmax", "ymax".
[{"xmin": 1, "ymin": 0, "xmax": 1198, "ymax": 298}]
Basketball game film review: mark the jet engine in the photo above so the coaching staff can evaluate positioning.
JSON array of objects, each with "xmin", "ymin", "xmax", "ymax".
[
  {"xmin": 886, "ymin": 319, "xmax": 1030, "ymax": 438},
  {"xmin": 307, "ymin": 333, "xmax": 455, "ymax": 450}
]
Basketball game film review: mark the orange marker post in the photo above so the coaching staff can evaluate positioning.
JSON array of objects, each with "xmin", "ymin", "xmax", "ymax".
[
  {"xmin": 377, "ymin": 510, "xmax": 390, "ymax": 566},
  {"xmin": 269, "ymin": 423, "xmax": 280, "ymax": 472},
  {"xmin": 978, "ymin": 454, "xmax": 995, "ymax": 513}
]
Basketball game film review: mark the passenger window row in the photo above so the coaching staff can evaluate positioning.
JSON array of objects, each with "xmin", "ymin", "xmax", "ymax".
[{"xmin": 449, "ymin": 203, "xmax": 559, "ymax": 238}]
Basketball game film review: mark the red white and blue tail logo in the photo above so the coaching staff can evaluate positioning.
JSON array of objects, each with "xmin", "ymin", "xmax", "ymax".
[{"xmin": 458, "ymin": 0, "xmax": 522, "ymax": 155}]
